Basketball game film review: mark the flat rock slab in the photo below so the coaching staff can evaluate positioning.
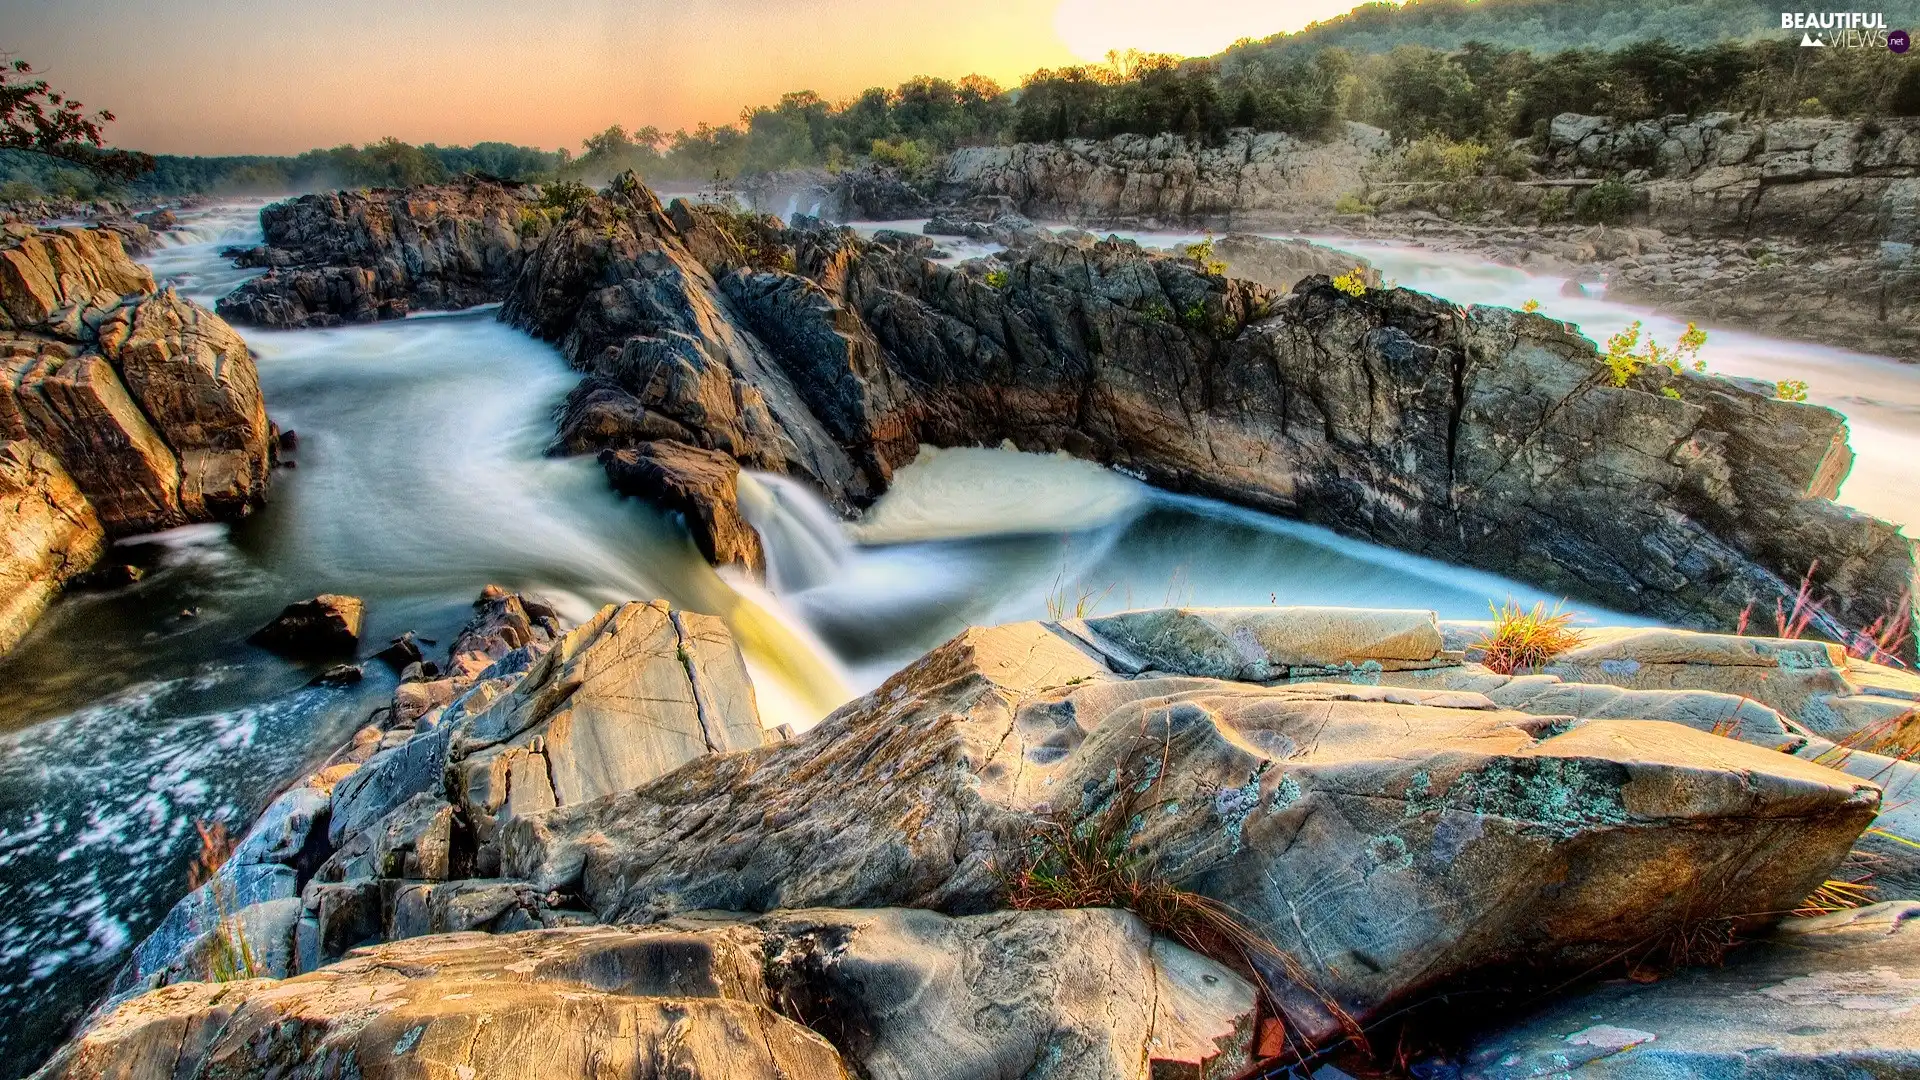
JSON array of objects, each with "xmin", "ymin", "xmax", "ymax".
[
  {"xmin": 1458, "ymin": 902, "xmax": 1920, "ymax": 1079},
  {"xmin": 42, "ymin": 908, "xmax": 1255, "ymax": 1080}
]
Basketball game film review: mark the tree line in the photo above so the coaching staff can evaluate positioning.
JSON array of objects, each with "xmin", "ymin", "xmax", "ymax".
[{"xmin": 7, "ymin": 6, "xmax": 1920, "ymax": 203}]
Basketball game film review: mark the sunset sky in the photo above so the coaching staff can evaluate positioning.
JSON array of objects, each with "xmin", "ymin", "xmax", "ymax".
[{"xmin": 2, "ymin": 0, "xmax": 1366, "ymax": 155}]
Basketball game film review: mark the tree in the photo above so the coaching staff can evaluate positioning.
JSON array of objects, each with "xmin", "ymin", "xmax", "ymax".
[{"xmin": 1, "ymin": 56, "xmax": 152, "ymax": 181}]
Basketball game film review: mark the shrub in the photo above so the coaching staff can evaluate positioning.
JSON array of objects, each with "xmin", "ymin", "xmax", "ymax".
[
  {"xmin": 1476, "ymin": 599, "xmax": 1586, "ymax": 674},
  {"xmin": 869, "ymin": 137, "xmax": 936, "ymax": 179},
  {"xmin": 1333, "ymin": 191, "xmax": 1376, "ymax": 215},
  {"xmin": 188, "ymin": 821, "xmax": 259, "ymax": 983},
  {"xmin": 1521, "ymin": 299, "xmax": 1541, "ymax": 313},
  {"xmin": 1776, "ymin": 379, "xmax": 1810, "ymax": 402},
  {"xmin": 1600, "ymin": 321, "xmax": 1707, "ymax": 388},
  {"xmin": 1575, "ymin": 178, "xmax": 1636, "ymax": 224},
  {"xmin": 983, "ymin": 267, "xmax": 1010, "ymax": 289},
  {"xmin": 1396, "ymin": 135, "xmax": 1489, "ymax": 183},
  {"xmin": 1331, "ymin": 267, "xmax": 1369, "ymax": 297},
  {"xmin": 1661, "ymin": 387, "xmax": 1683, "ymax": 400},
  {"xmin": 707, "ymin": 206, "xmax": 796, "ymax": 272},
  {"xmin": 1184, "ymin": 235, "xmax": 1227, "ymax": 276},
  {"xmin": 1537, "ymin": 187, "xmax": 1570, "ymax": 222}
]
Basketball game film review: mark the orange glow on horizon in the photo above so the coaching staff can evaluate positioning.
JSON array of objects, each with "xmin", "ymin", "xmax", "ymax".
[{"xmin": 5, "ymin": 0, "xmax": 1363, "ymax": 156}]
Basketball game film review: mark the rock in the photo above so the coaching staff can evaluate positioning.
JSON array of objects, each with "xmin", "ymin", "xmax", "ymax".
[
  {"xmin": 0, "ymin": 439, "xmax": 104, "ymax": 653},
  {"xmin": 372, "ymin": 631, "xmax": 423, "ymax": 670},
  {"xmin": 216, "ymin": 177, "xmax": 550, "ymax": 329},
  {"xmin": 499, "ymin": 613, "xmax": 1878, "ymax": 1043},
  {"xmin": 0, "ymin": 224, "xmax": 273, "ymax": 653},
  {"xmin": 307, "ymin": 663, "xmax": 363, "ymax": 687},
  {"xmin": 52, "ymin": 928, "xmax": 852, "ymax": 1080},
  {"xmin": 932, "ymin": 125, "xmax": 1389, "ymax": 227},
  {"xmin": 1455, "ymin": 902, "xmax": 1920, "ymax": 1079},
  {"xmin": 1209, "ymin": 234, "xmax": 1379, "ymax": 293},
  {"xmin": 444, "ymin": 599, "xmax": 764, "ymax": 845},
  {"xmin": 71, "ymin": 561, "xmax": 141, "ymax": 589},
  {"xmin": 248, "ymin": 594, "xmax": 365, "ymax": 657},
  {"xmin": 47, "ymin": 907, "xmax": 1255, "ymax": 1080},
  {"xmin": 502, "ymin": 176, "xmax": 1917, "ymax": 656},
  {"xmin": 601, "ymin": 440, "xmax": 765, "ymax": 570}
]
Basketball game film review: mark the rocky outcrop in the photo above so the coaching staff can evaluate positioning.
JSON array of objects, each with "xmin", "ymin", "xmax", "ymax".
[
  {"xmin": 0, "ymin": 223, "xmax": 272, "ymax": 653},
  {"xmin": 740, "ymin": 164, "xmax": 935, "ymax": 222},
  {"xmin": 42, "ymin": 907, "xmax": 1257, "ymax": 1080},
  {"xmin": 933, "ymin": 124, "xmax": 1390, "ymax": 227},
  {"xmin": 217, "ymin": 178, "xmax": 549, "ymax": 328},
  {"xmin": 1453, "ymin": 901, "xmax": 1920, "ymax": 1078},
  {"xmin": 498, "ymin": 610, "xmax": 1876, "ymax": 1042},
  {"xmin": 506, "ymin": 176, "xmax": 1914, "ymax": 653},
  {"xmin": 63, "ymin": 601, "xmax": 1913, "ymax": 1076}
]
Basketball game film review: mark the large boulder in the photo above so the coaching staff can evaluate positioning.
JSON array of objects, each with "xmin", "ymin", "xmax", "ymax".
[
  {"xmin": 1455, "ymin": 901, "xmax": 1920, "ymax": 1079},
  {"xmin": 601, "ymin": 439, "xmax": 765, "ymax": 570},
  {"xmin": 249, "ymin": 594, "xmax": 365, "ymax": 658},
  {"xmin": 0, "ymin": 439, "xmax": 104, "ymax": 653},
  {"xmin": 499, "ymin": 612, "xmax": 1879, "ymax": 1043},
  {"xmin": 41, "ymin": 908, "xmax": 1256, "ymax": 1080}
]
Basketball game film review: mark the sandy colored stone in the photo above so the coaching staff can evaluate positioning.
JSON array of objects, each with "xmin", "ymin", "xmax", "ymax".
[{"xmin": 0, "ymin": 439, "xmax": 103, "ymax": 653}]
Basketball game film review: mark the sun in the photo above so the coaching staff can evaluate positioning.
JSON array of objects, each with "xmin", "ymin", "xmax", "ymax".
[{"xmin": 1051, "ymin": 0, "xmax": 1370, "ymax": 61}]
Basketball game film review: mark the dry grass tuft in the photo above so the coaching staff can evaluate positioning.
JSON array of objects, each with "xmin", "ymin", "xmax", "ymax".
[
  {"xmin": 1476, "ymin": 599, "xmax": 1586, "ymax": 675},
  {"xmin": 1001, "ymin": 742, "xmax": 1365, "ymax": 1067},
  {"xmin": 189, "ymin": 819, "xmax": 259, "ymax": 983}
]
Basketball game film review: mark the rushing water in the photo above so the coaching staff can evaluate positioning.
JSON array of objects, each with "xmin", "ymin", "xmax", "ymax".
[{"xmin": 0, "ymin": 204, "xmax": 1909, "ymax": 1073}]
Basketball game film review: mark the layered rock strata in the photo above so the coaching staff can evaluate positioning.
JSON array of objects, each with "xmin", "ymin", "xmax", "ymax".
[{"xmin": 0, "ymin": 224, "xmax": 271, "ymax": 652}]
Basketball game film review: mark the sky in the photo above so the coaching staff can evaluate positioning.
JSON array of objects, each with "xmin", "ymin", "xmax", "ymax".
[{"xmin": 1, "ymin": 0, "xmax": 1365, "ymax": 156}]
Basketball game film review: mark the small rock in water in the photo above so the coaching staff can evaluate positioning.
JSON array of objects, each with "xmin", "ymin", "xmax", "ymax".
[
  {"xmin": 374, "ymin": 632, "xmax": 424, "ymax": 671},
  {"xmin": 309, "ymin": 664, "xmax": 363, "ymax": 687},
  {"xmin": 277, "ymin": 429, "xmax": 299, "ymax": 451},
  {"xmin": 250, "ymin": 594, "xmax": 365, "ymax": 657},
  {"xmin": 75, "ymin": 562, "xmax": 144, "ymax": 589}
]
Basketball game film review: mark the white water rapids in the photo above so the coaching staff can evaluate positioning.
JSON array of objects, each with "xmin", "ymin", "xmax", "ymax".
[{"xmin": 0, "ymin": 204, "xmax": 1912, "ymax": 1073}]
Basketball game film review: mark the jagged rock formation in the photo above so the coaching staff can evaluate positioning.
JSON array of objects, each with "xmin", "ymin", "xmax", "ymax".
[
  {"xmin": 499, "ymin": 176, "xmax": 1913, "ymax": 650},
  {"xmin": 0, "ymin": 224, "xmax": 271, "ymax": 653},
  {"xmin": 216, "ymin": 173, "xmax": 1916, "ymax": 644},
  {"xmin": 217, "ymin": 177, "xmax": 550, "ymax": 328},
  {"xmin": 41, "ymin": 907, "xmax": 1257, "ymax": 1080},
  {"xmin": 1544, "ymin": 113, "xmax": 1920, "ymax": 241},
  {"xmin": 0, "ymin": 440, "xmax": 103, "ymax": 652}
]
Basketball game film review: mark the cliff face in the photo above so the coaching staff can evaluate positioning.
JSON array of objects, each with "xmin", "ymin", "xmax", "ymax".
[
  {"xmin": 218, "ymin": 177, "xmax": 551, "ymax": 329},
  {"xmin": 498, "ymin": 175, "xmax": 1914, "ymax": 652},
  {"xmin": 0, "ymin": 224, "xmax": 272, "ymax": 652},
  {"xmin": 1546, "ymin": 113, "xmax": 1920, "ymax": 242},
  {"xmin": 933, "ymin": 123, "xmax": 1389, "ymax": 226}
]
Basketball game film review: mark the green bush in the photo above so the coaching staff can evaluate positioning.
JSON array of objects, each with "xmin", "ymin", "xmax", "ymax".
[{"xmin": 1576, "ymin": 178, "xmax": 1636, "ymax": 224}]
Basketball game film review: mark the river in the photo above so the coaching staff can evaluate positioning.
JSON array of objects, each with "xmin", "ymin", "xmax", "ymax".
[{"xmin": 0, "ymin": 203, "xmax": 1911, "ymax": 1073}]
